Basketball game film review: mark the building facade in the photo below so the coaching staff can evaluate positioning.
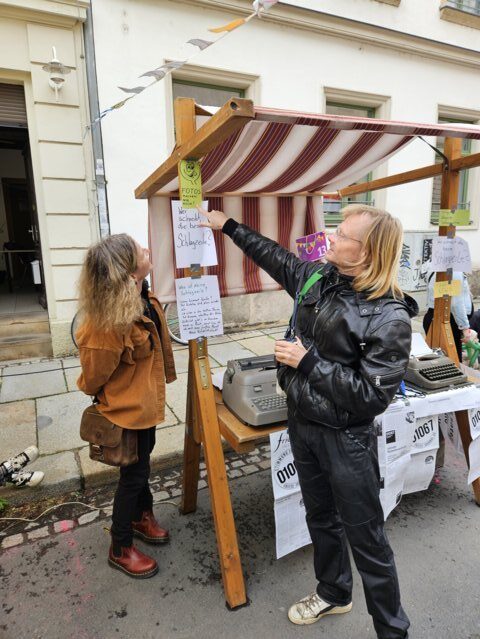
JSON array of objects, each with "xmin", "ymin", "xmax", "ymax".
[
  {"xmin": 88, "ymin": 0, "xmax": 480, "ymax": 327},
  {"xmin": 0, "ymin": 0, "xmax": 100, "ymax": 358}
]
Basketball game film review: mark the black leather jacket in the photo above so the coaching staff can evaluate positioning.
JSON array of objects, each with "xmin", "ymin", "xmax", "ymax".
[{"xmin": 223, "ymin": 220, "xmax": 418, "ymax": 429}]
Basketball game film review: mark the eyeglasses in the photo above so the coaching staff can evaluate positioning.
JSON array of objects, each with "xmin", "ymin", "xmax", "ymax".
[{"xmin": 330, "ymin": 228, "xmax": 363, "ymax": 244}]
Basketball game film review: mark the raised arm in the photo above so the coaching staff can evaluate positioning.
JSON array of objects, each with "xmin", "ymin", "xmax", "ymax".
[{"xmin": 198, "ymin": 207, "xmax": 320, "ymax": 298}]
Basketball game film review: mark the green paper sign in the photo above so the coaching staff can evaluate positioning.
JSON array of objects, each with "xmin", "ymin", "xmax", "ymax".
[
  {"xmin": 179, "ymin": 159, "xmax": 202, "ymax": 208},
  {"xmin": 438, "ymin": 209, "xmax": 470, "ymax": 227}
]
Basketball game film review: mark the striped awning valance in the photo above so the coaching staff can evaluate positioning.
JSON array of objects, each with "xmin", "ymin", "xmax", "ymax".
[{"xmin": 152, "ymin": 106, "xmax": 480, "ymax": 197}]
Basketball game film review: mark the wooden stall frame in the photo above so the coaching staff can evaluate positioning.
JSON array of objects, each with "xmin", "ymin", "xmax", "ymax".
[{"xmin": 137, "ymin": 98, "xmax": 480, "ymax": 608}]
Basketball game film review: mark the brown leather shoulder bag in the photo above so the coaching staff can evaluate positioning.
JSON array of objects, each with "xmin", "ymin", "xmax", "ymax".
[{"xmin": 80, "ymin": 404, "xmax": 138, "ymax": 467}]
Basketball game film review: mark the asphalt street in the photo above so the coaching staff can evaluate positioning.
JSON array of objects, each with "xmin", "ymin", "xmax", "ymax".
[{"xmin": 1, "ymin": 446, "xmax": 480, "ymax": 639}]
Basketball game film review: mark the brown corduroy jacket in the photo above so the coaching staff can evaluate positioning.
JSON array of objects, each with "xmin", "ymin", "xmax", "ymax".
[{"xmin": 76, "ymin": 295, "xmax": 176, "ymax": 429}]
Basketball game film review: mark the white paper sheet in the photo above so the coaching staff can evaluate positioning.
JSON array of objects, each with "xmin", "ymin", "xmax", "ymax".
[
  {"xmin": 468, "ymin": 436, "xmax": 480, "ymax": 484},
  {"xmin": 380, "ymin": 455, "xmax": 410, "ymax": 519},
  {"xmin": 438, "ymin": 412, "xmax": 464, "ymax": 455},
  {"xmin": 410, "ymin": 333, "xmax": 433, "ymax": 358},
  {"xmin": 469, "ymin": 405, "xmax": 480, "ymax": 440},
  {"xmin": 270, "ymin": 430, "xmax": 299, "ymax": 500},
  {"xmin": 274, "ymin": 492, "xmax": 311, "ymax": 559},
  {"xmin": 382, "ymin": 406, "xmax": 416, "ymax": 464},
  {"xmin": 212, "ymin": 371, "xmax": 224, "ymax": 390},
  {"xmin": 430, "ymin": 236, "xmax": 472, "ymax": 273},
  {"xmin": 171, "ymin": 200, "xmax": 218, "ymax": 268},
  {"xmin": 411, "ymin": 415, "xmax": 439, "ymax": 453},
  {"xmin": 403, "ymin": 450, "xmax": 438, "ymax": 495},
  {"xmin": 175, "ymin": 276, "xmax": 223, "ymax": 341}
]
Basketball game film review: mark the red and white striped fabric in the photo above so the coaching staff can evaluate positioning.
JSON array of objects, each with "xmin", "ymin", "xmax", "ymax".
[
  {"xmin": 147, "ymin": 106, "xmax": 480, "ymax": 302},
  {"xmin": 149, "ymin": 194, "xmax": 324, "ymax": 302}
]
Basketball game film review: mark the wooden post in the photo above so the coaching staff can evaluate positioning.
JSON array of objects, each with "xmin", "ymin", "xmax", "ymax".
[
  {"xmin": 428, "ymin": 137, "xmax": 480, "ymax": 505},
  {"xmin": 174, "ymin": 98, "xmax": 248, "ymax": 606}
]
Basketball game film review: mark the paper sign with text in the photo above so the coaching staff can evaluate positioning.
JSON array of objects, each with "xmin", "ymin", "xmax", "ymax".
[
  {"xmin": 175, "ymin": 275, "xmax": 223, "ymax": 341},
  {"xmin": 433, "ymin": 279, "xmax": 462, "ymax": 298},
  {"xmin": 438, "ymin": 209, "xmax": 470, "ymax": 227},
  {"xmin": 179, "ymin": 159, "xmax": 202, "ymax": 208},
  {"xmin": 430, "ymin": 236, "xmax": 472, "ymax": 273},
  {"xmin": 171, "ymin": 200, "xmax": 217, "ymax": 268}
]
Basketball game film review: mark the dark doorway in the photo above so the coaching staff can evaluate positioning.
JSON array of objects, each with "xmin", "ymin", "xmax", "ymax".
[{"xmin": 0, "ymin": 125, "xmax": 46, "ymax": 315}]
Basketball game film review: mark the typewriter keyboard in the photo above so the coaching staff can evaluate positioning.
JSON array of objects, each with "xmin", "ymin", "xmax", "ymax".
[
  {"xmin": 420, "ymin": 363, "xmax": 464, "ymax": 382},
  {"xmin": 252, "ymin": 395, "xmax": 288, "ymax": 412}
]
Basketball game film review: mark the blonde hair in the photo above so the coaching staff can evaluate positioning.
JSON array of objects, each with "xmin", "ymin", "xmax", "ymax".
[
  {"xmin": 77, "ymin": 233, "xmax": 143, "ymax": 331},
  {"xmin": 341, "ymin": 204, "xmax": 404, "ymax": 301}
]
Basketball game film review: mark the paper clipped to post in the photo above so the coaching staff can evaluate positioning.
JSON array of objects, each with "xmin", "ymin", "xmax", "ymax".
[
  {"xmin": 175, "ymin": 275, "xmax": 224, "ymax": 342},
  {"xmin": 171, "ymin": 200, "xmax": 218, "ymax": 269},
  {"xmin": 433, "ymin": 279, "xmax": 461, "ymax": 298},
  {"xmin": 178, "ymin": 159, "xmax": 202, "ymax": 208},
  {"xmin": 438, "ymin": 209, "xmax": 470, "ymax": 227},
  {"xmin": 430, "ymin": 236, "xmax": 472, "ymax": 273}
]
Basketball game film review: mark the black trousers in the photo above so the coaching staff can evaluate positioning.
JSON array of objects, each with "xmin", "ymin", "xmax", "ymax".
[
  {"xmin": 288, "ymin": 416, "xmax": 410, "ymax": 639},
  {"xmin": 111, "ymin": 426, "xmax": 156, "ymax": 549}
]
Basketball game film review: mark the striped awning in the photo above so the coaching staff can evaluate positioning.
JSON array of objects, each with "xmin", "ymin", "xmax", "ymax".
[
  {"xmin": 152, "ymin": 106, "xmax": 480, "ymax": 197},
  {"xmin": 147, "ymin": 105, "xmax": 480, "ymax": 302}
]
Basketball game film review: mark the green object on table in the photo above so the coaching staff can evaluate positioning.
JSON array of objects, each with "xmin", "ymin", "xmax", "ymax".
[{"xmin": 463, "ymin": 340, "xmax": 480, "ymax": 367}]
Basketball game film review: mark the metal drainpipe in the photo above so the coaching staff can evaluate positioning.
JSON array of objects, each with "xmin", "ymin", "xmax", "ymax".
[{"xmin": 83, "ymin": 3, "xmax": 110, "ymax": 238}]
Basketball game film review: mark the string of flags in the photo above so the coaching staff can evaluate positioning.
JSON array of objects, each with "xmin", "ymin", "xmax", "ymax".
[{"xmin": 85, "ymin": 0, "xmax": 279, "ymax": 133}]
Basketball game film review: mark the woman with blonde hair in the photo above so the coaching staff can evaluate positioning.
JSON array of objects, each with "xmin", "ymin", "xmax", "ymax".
[
  {"xmin": 200, "ymin": 204, "xmax": 416, "ymax": 639},
  {"xmin": 76, "ymin": 233, "xmax": 176, "ymax": 578}
]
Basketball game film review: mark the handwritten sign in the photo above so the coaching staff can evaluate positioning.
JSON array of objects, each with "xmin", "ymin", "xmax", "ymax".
[
  {"xmin": 171, "ymin": 200, "xmax": 217, "ymax": 268},
  {"xmin": 175, "ymin": 275, "xmax": 223, "ymax": 341},
  {"xmin": 438, "ymin": 209, "xmax": 470, "ymax": 227},
  {"xmin": 296, "ymin": 231, "xmax": 327, "ymax": 262},
  {"xmin": 433, "ymin": 279, "xmax": 462, "ymax": 298},
  {"xmin": 430, "ymin": 236, "xmax": 472, "ymax": 273},
  {"xmin": 179, "ymin": 159, "xmax": 202, "ymax": 208}
]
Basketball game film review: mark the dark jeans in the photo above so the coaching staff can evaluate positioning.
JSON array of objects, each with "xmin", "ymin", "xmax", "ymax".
[
  {"xmin": 111, "ymin": 426, "xmax": 156, "ymax": 550},
  {"xmin": 288, "ymin": 416, "xmax": 410, "ymax": 639}
]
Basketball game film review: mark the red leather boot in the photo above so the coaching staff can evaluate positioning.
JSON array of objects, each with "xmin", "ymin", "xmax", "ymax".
[
  {"xmin": 132, "ymin": 510, "xmax": 170, "ymax": 544},
  {"xmin": 108, "ymin": 544, "xmax": 158, "ymax": 579}
]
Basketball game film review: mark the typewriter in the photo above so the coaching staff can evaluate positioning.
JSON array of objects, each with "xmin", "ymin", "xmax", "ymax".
[
  {"xmin": 404, "ymin": 350, "xmax": 468, "ymax": 392},
  {"xmin": 222, "ymin": 354, "xmax": 288, "ymax": 427}
]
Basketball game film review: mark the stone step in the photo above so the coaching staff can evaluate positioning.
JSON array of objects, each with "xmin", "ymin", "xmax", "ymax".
[
  {"xmin": 0, "ymin": 333, "xmax": 53, "ymax": 361},
  {"xmin": 0, "ymin": 312, "xmax": 50, "ymax": 338}
]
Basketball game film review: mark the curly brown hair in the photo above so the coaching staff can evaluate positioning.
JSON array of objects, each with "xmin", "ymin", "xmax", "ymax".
[{"xmin": 77, "ymin": 234, "xmax": 144, "ymax": 331}]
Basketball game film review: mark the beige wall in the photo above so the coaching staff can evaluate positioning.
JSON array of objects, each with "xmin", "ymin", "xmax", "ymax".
[{"xmin": 0, "ymin": 1, "xmax": 98, "ymax": 355}]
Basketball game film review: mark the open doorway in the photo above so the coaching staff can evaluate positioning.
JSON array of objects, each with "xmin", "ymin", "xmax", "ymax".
[{"xmin": 0, "ymin": 83, "xmax": 51, "ymax": 360}]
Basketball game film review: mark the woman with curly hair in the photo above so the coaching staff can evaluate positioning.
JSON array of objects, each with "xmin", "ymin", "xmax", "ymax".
[{"xmin": 76, "ymin": 234, "xmax": 176, "ymax": 578}]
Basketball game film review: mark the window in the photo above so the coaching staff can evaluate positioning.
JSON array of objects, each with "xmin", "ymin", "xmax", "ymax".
[
  {"xmin": 323, "ymin": 102, "xmax": 376, "ymax": 226},
  {"xmin": 446, "ymin": 0, "xmax": 480, "ymax": 15},
  {"xmin": 440, "ymin": 0, "xmax": 480, "ymax": 28},
  {"xmin": 172, "ymin": 79, "xmax": 244, "ymax": 108},
  {"xmin": 430, "ymin": 117, "xmax": 474, "ymax": 224}
]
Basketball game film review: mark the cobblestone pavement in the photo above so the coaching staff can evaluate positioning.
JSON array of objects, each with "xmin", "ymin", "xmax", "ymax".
[{"xmin": 0, "ymin": 443, "xmax": 272, "ymax": 550}]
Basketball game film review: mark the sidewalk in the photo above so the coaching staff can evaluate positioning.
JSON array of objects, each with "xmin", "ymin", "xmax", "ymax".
[
  {"xmin": 0, "ymin": 324, "xmax": 289, "ymax": 504},
  {"xmin": 0, "ymin": 318, "xmax": 425, "ymax": 505}
]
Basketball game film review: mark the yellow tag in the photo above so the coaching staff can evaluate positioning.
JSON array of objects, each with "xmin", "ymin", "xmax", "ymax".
[
  {"xmin": 438, "ymin": 209, "xmax": 470, "ymax": 227},
  {"xmin": 433, "ymin": 279, "xmax": 462, "ymax": 298},
  {"xmin": 209, "ymin": 18, "xmax": 246, "ymax": 33},
  {"xmin": 179, "ymin": 160, "xmax": 202, "ymax": 208}
]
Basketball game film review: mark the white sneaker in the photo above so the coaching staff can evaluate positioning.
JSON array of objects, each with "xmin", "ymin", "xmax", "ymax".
[
  {"xmin": 9, "ymin": 471, "xmax": 44, "ymax": 488},
  {"xmin": 1, "ymin": 446, "xmax": 39, "ymax": 474},
  {"xmin": 288, "ymin": 592, "xmax": 352, "ymax": 625}
]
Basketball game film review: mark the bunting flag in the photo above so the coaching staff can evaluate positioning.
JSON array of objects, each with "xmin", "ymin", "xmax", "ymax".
[
  {"xmin": 208, "ymin": 17, "xmax": 247, "ymax": 33},
  {"xmin": 85, "ymin": 1, "xmax": 275, "ymax": 133}
]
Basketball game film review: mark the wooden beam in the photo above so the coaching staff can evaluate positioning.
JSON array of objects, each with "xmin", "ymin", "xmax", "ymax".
[
  {"xmin": 135, "ymin": 97, "xmax": 255, "ymax": 199},
  {"xmin": 338, "ymin": 162, "xmax": 444, "ymax": 198},
  {"xmin": 451, "ymin": 151, "xmax": 480, "ymax": 172}
]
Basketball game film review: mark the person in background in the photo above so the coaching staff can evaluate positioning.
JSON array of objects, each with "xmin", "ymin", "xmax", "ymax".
[
  {"xmin": 423, "ymin": 270, "xmax": 475, "ymax": 360},
  {"xmin": 76, "ymin": 234, "xmax": 176, "ymax": 579},
  {"xmin": 200, "ymin": 204, "xmax": 415, "ymax": 639}
]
